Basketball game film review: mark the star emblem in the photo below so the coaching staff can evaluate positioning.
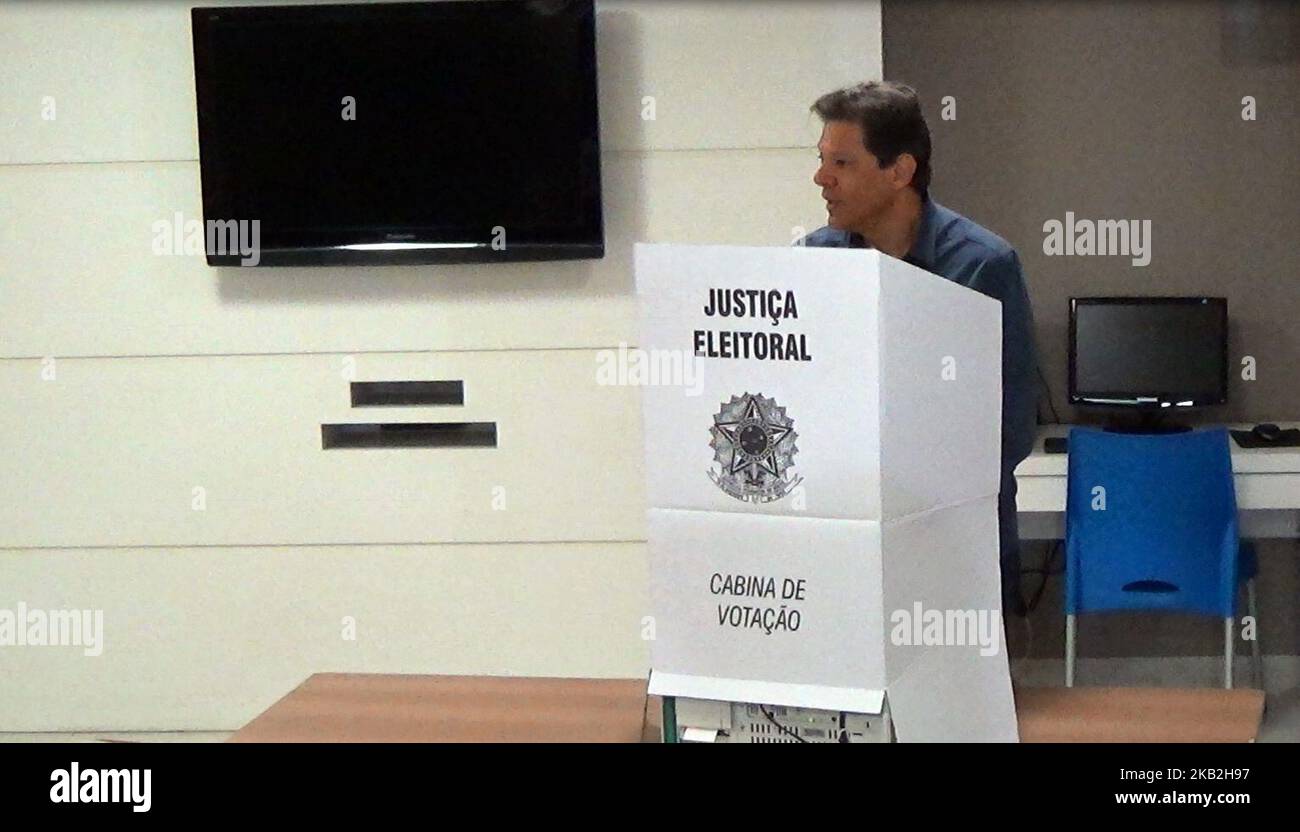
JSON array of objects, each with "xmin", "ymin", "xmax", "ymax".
[{"xmin": 712, "ymin": 395, "xmax": 790, "ymax": 480}]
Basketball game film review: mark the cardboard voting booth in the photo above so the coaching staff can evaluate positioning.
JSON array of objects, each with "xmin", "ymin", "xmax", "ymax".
[{"xmin": 635, "ymin": 243, "xmax": 1019, "ymax": 742}]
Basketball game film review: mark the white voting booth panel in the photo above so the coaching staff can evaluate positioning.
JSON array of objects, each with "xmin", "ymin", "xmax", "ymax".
[
  {"xmin": 647, "ymin": 510, "xmax": 888, "ymax": 712},
  {"xmin": 635, "ymin": 243, "xmax": 1017, "ymax": 742},
  {"xmin": 880, "ymin": 497, "xmax": 1015, "ymax": 742},
  {"xmin": 638, "ymin": 245, "xmax": 1001, "ymax": 521}
]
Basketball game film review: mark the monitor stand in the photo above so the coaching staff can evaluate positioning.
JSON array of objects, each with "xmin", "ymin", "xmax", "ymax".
[{"xmin": 1102, "ymin": 410, "xmax": 1193, "ymax": 435}]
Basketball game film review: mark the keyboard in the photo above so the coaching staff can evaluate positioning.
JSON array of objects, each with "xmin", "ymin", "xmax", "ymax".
[{"xmin": 1230, "ymin": 428, "xmax": 1300, "ymax": 449}]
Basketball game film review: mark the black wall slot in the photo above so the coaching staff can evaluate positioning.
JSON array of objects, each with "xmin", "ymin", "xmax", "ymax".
[
  {"xmin": 322, "ymin": 422, "xmax": 497, "ymax": 449},
  {"xmin": 350, "ymin": 381, "xmax": 465, "ymax": 407}
]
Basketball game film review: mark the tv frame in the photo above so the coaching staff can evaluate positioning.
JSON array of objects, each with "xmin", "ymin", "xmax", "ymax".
[
  {"xmin": 190, "ymin": 0, "xmax": 604, "ymax": 267},
  {"xmin": 1068, "ymin": 296, "xmax": 1228, "ymax": 410}
]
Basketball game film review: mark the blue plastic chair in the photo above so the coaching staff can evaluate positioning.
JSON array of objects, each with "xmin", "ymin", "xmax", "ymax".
[{"xmin": 1064, "ymin": 427, "xmax": 1261, "ymax": 689}]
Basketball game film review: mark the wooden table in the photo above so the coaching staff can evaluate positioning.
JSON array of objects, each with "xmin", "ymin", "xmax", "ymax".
[
  {"xmin": 230, "ymin": 673, "xmax": 657, "ymax": 743},
  {"xmin": 231, "ymin": 673, "xmax": 1263, "ymax": 743},
  {"xmin": 1016, "ymin": 687, "xmax": 1266, "ymax": 742}
]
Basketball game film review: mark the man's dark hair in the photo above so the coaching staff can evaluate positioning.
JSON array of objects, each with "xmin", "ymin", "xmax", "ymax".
[{"xmin": 810, "ymin": 81, "xmax": 932, "ymax": 200}]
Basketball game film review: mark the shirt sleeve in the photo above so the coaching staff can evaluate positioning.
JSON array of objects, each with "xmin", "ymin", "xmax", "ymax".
[
  {"xmin": 968, "ymin": 248, "xmax": 1040, "ymax": 469},
  {"xmin": 796, "ymin": 226, "xmax": 853, "ymax": 248}
]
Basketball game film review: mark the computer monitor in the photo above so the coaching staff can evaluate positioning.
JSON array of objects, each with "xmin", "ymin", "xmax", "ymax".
[{"xmin": 1069, "ymin": 297, "xmax": 1227, "ymax": 421}]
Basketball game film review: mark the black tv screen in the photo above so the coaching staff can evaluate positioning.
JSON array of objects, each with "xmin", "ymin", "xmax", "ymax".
[
  {"xmin": 191, "ymin": 0, "xmax": 603, "ymax": 267},
  {"xmin": 1069, "ymin": 297, "xmax": 1228, "ymax": 408}
]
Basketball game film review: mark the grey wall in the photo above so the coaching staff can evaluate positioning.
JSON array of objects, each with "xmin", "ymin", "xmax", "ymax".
[{"xmin": 883, "ymin": 0, "xmax": 1300, "ymax": 660}]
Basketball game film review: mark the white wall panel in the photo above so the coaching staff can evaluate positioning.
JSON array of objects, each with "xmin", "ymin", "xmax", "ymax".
[
  {"xmin": 0, "ymin": 542, "xmax": 650, "ymax": 730},
  {"xmin": 0, "ymin": 149, "xmax": 827, "ymax": 357},
  {"xmin": 0, "ymin": 0, "xmax": 880, "ymax": 165},
  {"xmin": 0, "ymin": 0, "xmax": 197, "ymax": 165},
  {"xmin": 0, "ymin": 350, "xmax": 646, "ymax": 548},
  {"xmin": 597, "ymin": 0, "xmax": 881, "ymax": 151}
]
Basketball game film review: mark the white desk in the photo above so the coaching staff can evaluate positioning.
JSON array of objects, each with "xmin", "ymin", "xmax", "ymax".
[{"xmin": 1014, "ymin": 424, "xmax": 1300, "ymax": 540}]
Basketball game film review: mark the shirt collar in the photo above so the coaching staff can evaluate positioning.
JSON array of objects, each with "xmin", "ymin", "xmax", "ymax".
[
  {"xmin": 902, "ymin": 196, "xmax": 939, "ymax": 269},
  {"xmin": 848, "ymin": 196, "xmax": 938, "ymax": 267}
]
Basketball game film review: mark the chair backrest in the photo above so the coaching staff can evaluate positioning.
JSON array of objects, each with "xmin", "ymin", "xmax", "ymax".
[{"xmin": 1065, "ymin": 427, "xmax": 1240, "ymax": 617}]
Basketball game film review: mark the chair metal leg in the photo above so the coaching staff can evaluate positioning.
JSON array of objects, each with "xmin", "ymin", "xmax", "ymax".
[
  {"xmin": 1065, "ymin": 614, "xmax": 1076, "ymax": 687},
  {"xmin": 1248, "ymin": 578, "xmax": 1263, "ymax": 691},
  {"xmin": 1223, "ymin": 617, "xmax": 1234, "ymax": 689}
]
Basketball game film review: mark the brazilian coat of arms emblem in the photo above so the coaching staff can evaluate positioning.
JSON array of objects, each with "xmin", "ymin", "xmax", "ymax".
[{"xmin": 709, "ymin": 392, "xmax": 803, "ymax": 503}]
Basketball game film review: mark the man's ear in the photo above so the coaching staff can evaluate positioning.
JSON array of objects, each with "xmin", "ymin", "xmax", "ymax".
[{"xmin": 891, "ymin": 153, "xmax": 918, "ymax": 192}]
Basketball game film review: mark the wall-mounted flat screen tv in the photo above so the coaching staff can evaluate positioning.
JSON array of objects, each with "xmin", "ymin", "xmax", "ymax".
[{"xmin": 191, "ymin": 0, "xmax": 603, "ymax": 267}]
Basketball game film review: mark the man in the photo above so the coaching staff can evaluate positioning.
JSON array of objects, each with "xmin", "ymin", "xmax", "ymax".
[{"xmin": 799, "ymin": 81, "xmax": 1039, "ymax": 617}]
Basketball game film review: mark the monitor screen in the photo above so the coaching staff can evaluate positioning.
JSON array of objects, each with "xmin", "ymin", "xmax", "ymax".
[
  {"xmin": 191, "ymin": 0, "xmax": 603, "ymax": 266},
  {"xmin": 1069, "ymin": 297, "xmax": 1227, "ymax": 408}
]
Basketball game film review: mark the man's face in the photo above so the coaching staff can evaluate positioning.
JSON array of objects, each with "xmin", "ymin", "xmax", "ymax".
[{"xmin": 813, "ymin": 121, "xmax": 900, "ymax": 233}]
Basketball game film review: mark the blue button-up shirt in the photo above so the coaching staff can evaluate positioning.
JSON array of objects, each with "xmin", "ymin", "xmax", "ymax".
[{"xmin": 799, "ymin": 199, "xmax": 1040, "ymax": 471}]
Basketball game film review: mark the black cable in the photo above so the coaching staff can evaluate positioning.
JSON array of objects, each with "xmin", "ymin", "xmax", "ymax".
[
  {"xmin": 1019, "ymin": 540, "xmax": 1065, "ymax": 577},
  {"xmin": 758, "ymin": 704, "xmax": 809, "ymax": 743},
  {"xmin": 1037, "ymin": 363, "xmax": 1062, "ymax": 425},
  {"xmin": 1021, "ymin": 540, "xmax": 1063, "ymax": 614}
]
